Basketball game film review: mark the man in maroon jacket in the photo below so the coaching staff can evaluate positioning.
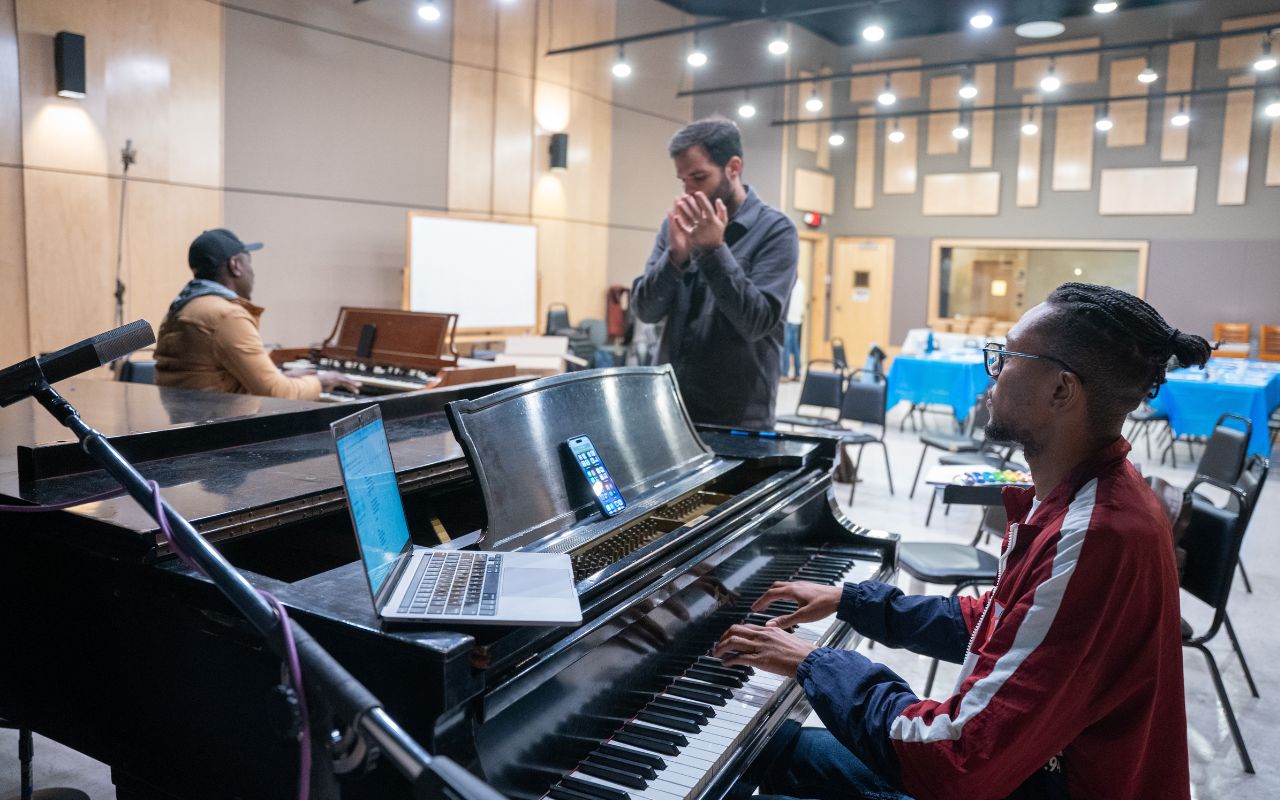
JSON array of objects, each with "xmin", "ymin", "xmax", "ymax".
[{"xmin": 715, "ymin": 283, "xmax": 1209, "ymax": 799}]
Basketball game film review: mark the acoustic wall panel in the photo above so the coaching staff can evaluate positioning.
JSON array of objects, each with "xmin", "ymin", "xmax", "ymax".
[
  {"xmin": 923, "ymin": 172, "xmax": 1000, "ymax": 216},
  {"xmin": 1217, "ymin": 76, "xmax": 1255, "ymax": 206},
  {"xmin": 1099, "ymin": 167, "xmax": 1198, "ymax": 215},
  {"xmin": 1268, "ymin": 118, "xmax": 1280, "ymax": 187},
  {"xmin": 928, "ymin": 75, "xmax": 960, "ymax": 155},
  {"xmin": 969, "ymin": 63, "xmax": 996, "ymax": 168},
  {"xmin": 855, "ymin": 108, "xmax": 876, "ymax": 209},
  {"xmin": 1161, "ymin": 42, "xmax": 1195, "ymax": 161},
  {"xmin": 1107, "ymin": 57, "xmax": 1148, "ymax": 147},
  {"xmin": 1052, "ymin": 105, "xmax": 1094, "ymax": 191},
  {"xmin": 883, "ymin": 117, "xmax": 918, "ymax": 195},
  {"xmin": 1016, "ymin": 99, "xmax": 1043, "ymax": 208},
  {"xmin": 1014, "ymin": 38, "xmax": 1100, "ymax": 89},
  {"xmin": 850, "ymin": 58, "xmax": 922, "ymax": 103},
  {"xmin": 1218, "ymin": 13, "xmax": 1280, "ymax": 70},
  {"xmin": 794, "ymin": 168, "xmax": 835, "ymax": 214},
  {"xmin": 797, "ymin": 70, "xmax": 818, "ymax": 153}
]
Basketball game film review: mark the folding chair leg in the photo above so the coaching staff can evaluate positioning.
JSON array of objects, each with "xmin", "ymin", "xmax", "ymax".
[
  {"xmin": 1224, "ymin": 613, "xmax": 1260, "ymax": 698},
  {"xmin": 847, "ymin": 445, "xmax": 867, "ymax": 505},
  {"xmin": 925, "ymin": 487, "xmax": 940, "ymax": 525},
  {"xmin": 1193, "ymin": 643, "xmax": 1255, "ymax": 773},
  {"xmin": 1237, "ymin": 559, "xmax": 1253, "ymax": 594},
  {"xmin": 910, "ymin": 444, "xmax": 931, "ymax": 499},
  {"xmin": 923, "ymin": 658, "xmax": 941, "ymax": 697},
  {"xmin": 879, "ymin": 442, "xmax": 895, "ymax": 495}
]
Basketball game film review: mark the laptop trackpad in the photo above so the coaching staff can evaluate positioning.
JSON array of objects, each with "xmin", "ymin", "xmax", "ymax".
[{"xmin": 504, "ymin": 565, "xmax": 568, "ymax": 599}]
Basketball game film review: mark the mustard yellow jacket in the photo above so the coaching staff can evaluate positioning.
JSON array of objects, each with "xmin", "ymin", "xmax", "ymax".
[{"xmin": 155, "ymin": 291, "xmax": 321, "ymax": 400}]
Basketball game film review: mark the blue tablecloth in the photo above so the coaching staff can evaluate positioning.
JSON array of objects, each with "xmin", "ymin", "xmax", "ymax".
[
  {"xmin": 887, "ymin": 353, "xmax": 992, "ymax": 420},
  {"xmin": 1150, "ymin": 358, "xmax": 1280, "ymax": 456}
]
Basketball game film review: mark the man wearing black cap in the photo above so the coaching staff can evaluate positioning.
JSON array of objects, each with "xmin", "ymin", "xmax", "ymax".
[{"xmin": 155, "ymin": 228, "xmax": 358, "ymax": 399}]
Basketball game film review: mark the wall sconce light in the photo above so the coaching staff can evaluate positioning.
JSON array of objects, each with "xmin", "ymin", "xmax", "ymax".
[
  {"xmin": 54, "ymin": 32, "xmax": 86, "ymax": 99},
  {"xmin": 549, "ymin": 132, "xmax": 569, "ymax": 171}
]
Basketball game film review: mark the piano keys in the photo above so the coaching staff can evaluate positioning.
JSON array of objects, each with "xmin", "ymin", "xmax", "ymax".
[
  {"xmin": 0, "ymin": 367, "xmax": 896, "ymax": 800},
  {"xmin": 270, "ymin": 306, "xmax": 517, "ymax": 398}
]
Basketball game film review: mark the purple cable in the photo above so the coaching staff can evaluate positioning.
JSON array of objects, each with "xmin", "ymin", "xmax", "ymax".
[
  {"xmin": 148, "ymin": 480, "xmax": 311, "ymax": 800},
  {"xmin": 0, "ymin": 486, "xmax": 127, "ymax": 513}
]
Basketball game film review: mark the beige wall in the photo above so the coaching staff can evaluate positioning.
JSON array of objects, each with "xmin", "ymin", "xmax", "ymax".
[{"xmin": 0, "ymin": 0, "xmax": 692, "ymax": 362}]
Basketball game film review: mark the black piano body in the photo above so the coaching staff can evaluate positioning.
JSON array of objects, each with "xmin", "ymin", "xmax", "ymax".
[{"xmin": 0, "ymin": 368, "xmax": 897, "ymax": 800}]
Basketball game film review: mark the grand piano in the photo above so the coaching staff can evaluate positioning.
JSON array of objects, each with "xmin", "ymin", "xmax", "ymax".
[
  {"xmin": 270, "ymin": 307, "xmax": 517, "ymax": 398},
  {"xmin": 0, "ymin": 367, "xmax": 897, "ymax": 800}
]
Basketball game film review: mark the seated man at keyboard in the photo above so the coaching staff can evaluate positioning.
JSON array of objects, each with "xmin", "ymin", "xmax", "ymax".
[
  {"xmin": 715, "ymin": 283, "xmax": 1208, "ymax": 799},
  {"xmin": 156, "ymin": 228, "xmax": 358, "ymax": 399}
]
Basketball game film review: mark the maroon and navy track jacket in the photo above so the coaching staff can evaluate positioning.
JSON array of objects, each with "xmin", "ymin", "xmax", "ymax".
[{"xmin": 795, "ymin": 438, "xmax": 1190, "ymax": 799}]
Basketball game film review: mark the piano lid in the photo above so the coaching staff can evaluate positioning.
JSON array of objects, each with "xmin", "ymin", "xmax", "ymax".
[
  {"xmin": 316, "ymin": 307, "xmax": 459, "ymax": 370},
  {"xmin": 446, "ymin": 366, "xmax": 714, "ymax": 551}
]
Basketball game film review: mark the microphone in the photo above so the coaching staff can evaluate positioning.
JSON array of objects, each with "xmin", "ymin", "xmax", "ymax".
[{"xmin": 0, "ymin": 319, "xmax": 155, "ymax": 407}]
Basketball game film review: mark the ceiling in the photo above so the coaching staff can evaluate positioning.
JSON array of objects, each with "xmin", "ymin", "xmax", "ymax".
[{"xmin": 656, "ymin": 0, "xmax": 1194, "ymax": 46}]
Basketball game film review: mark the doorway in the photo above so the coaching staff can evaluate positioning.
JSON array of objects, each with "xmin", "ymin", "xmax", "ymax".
[
  {"xmin": 817, "ymin": 237, "xmax": 894, "ymax": 369},
  {"xmin": 795, "ymin": 231, "xmax": 827, "ymax": 368}
]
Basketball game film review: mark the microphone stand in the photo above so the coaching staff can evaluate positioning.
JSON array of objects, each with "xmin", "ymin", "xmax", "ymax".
[
  {"xmin": 26, "ymin": 381, "xmax": 506, "ymax": 800},
  {"xmin": 110, "ymin": 141, "xmax": 136, "ymax": 379}
]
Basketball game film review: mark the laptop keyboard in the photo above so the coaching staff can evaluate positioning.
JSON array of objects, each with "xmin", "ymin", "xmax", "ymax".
[{"xmin": 399, "ymin": 552, "xmax": 502, "ymax": 616}]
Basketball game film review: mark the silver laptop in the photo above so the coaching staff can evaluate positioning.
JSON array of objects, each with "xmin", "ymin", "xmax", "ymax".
[{"xmin": 331, "ymin": 406, "xmax": 582, "ymax": 626}]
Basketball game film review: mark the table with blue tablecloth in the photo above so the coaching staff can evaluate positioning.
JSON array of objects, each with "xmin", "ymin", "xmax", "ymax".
[
  {"xmin": 1149, "ymin": 358, "xmax": 1280, "ymax": 456},
  {"xmin": 887, "ymin": 352, "xmax": 992, "ymax": 421}
]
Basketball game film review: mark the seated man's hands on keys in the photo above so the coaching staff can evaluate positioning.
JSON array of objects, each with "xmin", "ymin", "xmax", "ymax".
[
  {"xmin": 711, "ymin": 581, "xmax": 843, "ymax": 677},
  {"xmin": 318, "ymin": 370, "xmax": 362, "ymax": 394}
]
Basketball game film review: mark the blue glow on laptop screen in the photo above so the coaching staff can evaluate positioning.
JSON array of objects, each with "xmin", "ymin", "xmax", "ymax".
[{"xmin": 335, "ymin": 418, "xmax": 411, "ymax": 596}]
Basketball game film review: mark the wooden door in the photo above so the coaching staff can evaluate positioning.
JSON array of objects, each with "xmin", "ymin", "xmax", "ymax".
[
  {"xmin": 797, "ymin": 232, "xmax": 827, "ymax": 363},
  {"xmin": 828, "ymin": 237, "xmax": 895, "ymax": 366}
]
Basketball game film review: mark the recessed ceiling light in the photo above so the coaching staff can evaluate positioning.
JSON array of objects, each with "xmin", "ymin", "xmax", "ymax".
[
  {"xmin": 970, "ymin": 11, "xmax": 994, "ymax": 29},
  {"xmin": 1016, "ymin": 20, "xmax": 1066, "ymax": 38},
  {"xmin": 829, "ymin": 132, "xmax": 846, "ymax": 146},
  {"xmin": 1093, "ymin": 2, "xmax": 1119, "ymax": 13},
  {"xmin": 862, "ymin": 24, "xmax": 886, "ymax": 42}
]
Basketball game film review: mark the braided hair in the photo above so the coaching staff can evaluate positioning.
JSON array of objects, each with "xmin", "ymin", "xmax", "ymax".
[{"xmin": 1043, "ymin": 283, "xmax": 1211, "ymax": 426}]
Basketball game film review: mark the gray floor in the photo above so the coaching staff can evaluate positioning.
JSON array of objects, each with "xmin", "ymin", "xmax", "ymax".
[{"xmin": 2, "ymin": 381, "xmax": 1276, "ymax": 798}]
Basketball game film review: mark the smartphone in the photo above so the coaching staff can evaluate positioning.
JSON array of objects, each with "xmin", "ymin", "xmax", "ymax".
[{"xmin": 565, "ymin": 434, "xmax": 626, "ymax": 517}]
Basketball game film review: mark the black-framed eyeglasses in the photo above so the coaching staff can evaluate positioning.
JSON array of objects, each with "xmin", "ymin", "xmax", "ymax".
[{"xmin": 983, "ymin": 343, "xmax": 1084, "ymax": 383}]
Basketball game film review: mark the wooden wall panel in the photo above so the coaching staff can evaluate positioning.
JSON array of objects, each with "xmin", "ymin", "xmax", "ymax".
[
  {"xmin": 883, "ymin": 117, "xmax": 918, "ymax": 195},
  {"xmin": 1099, "ymin": 167, "xmax": 1198, "ymax": 215},
  {"xmin": 1107, "ymin": 57, "xmax": 1148, "ymax": 147},
  {"xmin": 855, "ymin": 108, "xmax": 875, "ymax": 209},
  {"xmin": 969, "ymin": 63, "xmax": 996, "ymax": 168},
  {"xmin": 125, "ymin": 181, "xmax": 223, "ymax": 332},
  {"xmin": 1161, "ymin": 42, "xmax": 1195, "ymax": 161},
  {"xmin": 1052, "ymin": 105, "xmax": 1094, "ymax": 191},
  {"xmin": 1014, "ymin": 37, "xmax": 1100, "ymax": 89},
  {"xmin": 928, "ymin": 75, "xmax": 960, "ymax": 155},
  {"xmin": 796, "ymin": 70, "xmax": 818, "ymax": 153},
  {"xmin": 0, "ymin": 0, "xmax": 28, "ymax": 363},
  {"xmin": 493, "ymin": 71, "xmax": 534, "ymax": 217},
  {"xmin": 1218, "ymin": 13, "xmax": 1280, "ymax": 70},
  {"xmin": 923, "ymin": 172, "xmax": 1000, "ymax": 216},
  {"xmin": 1017, "ymin": 99, "xmax": 1043, "ymax": 208},
  {"xmin": 850, "ymin": 58, "xmax": 921, "ymax": 102},
  {"xmin": 1218, "ymin": 75, "xmax": 1255, "ymax": 206},
  {"xmin": 794, "ymin": 168, "xmax": 835, "ymax": 214},
  {"xmin": 448, "ymin": 64, "xmax": 496, "ymax": 213},
  {"xmin": 817, "ymin": 66, "xmax": 833, "ymax": 170},
  {"xmin": 1268, "ymin": 118, "xmax": 1280, "ymax": 187}
]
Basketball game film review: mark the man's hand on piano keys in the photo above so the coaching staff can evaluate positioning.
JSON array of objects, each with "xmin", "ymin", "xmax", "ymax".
[
  {"xmin": 711, "ymin": 624, "xmax": 816, "ymax": 677},
  {"xmin": 750, "ymin": 581, "xmax": 842, "ymax": 629},
  {"xmin": 317, "ymin": 370, "xmax": 362, "ymax": 394}
]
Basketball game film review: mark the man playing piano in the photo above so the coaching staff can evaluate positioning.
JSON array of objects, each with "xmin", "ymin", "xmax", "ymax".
[
  {"xmin": 715, "ymin": 284, "xmax": 1207, "ymax": 799},
  {"xmin": 156, "ymin": 228, "xmax": 359, "ymax": 399},
  {"xmin": 631, "ymin": 117, "xmax": 799, "ymax": 429}
]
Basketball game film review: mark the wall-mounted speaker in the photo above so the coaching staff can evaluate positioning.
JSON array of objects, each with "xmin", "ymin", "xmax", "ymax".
[
  {"xmin": 549, "ymin": 132, "xmax": 569, "ymax": 171},
  {"xmin": 54, "ymin": 32, "xmax": 86, "ymax": 99}
]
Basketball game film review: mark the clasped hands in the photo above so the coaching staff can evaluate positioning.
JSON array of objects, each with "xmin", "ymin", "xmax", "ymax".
[
  {"xmin": 711, "ymin": 581, "xmax": 843, "ymax": 678},
  {"xmin": 666, "ymin": 191, "xmax": 729, "ymax": 267}
]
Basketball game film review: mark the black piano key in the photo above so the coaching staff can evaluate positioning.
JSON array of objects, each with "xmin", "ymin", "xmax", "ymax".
[
  {"xmin": 684, "ymin": 667, "xmax": 742, "ymax": 688},
  {"xmin": 665, "ymin": 683, "xmax": 727, "ymax": 706},
  {"xmin": 548, "ymin": 784, "xmax": 601, "ymax": 800},
  {"xmin": 743, "ymin": 613, "xmax": 774, "ymax": 626},
  {"xmin": 649, "ymin": 696, "xmax": 711, "ymax": 721},
  {"xmin": 697, "ymin": 655, "xmax": 753, "ymax": 676},
  {"xmin": 560, "ymin": 775, "xmax": 630, "ymax": 800},
  {"xmin": 622, "ymin": 722, "xmax": 687, "ymax": 747},
  {"xmin": 637, "ymin": 710, "xmax": 700, "ymax": 734},
  {"xmin": 614, "ymin": 730, "xmax": 680, "ymax": 756},
  {"xmin": 686, "ymin": 663, "xmax": 745, "ymax": 683},
  {"xmin": 579, "ymin": 761, "xmax": 648, "ymax": 790},
  {"xmin": 597, "ymin": 743, "xmax": 666, "ymax": 770},
  {"xmin": 585, "ymin": 752, "xmax": 658, "ymax": 782}
]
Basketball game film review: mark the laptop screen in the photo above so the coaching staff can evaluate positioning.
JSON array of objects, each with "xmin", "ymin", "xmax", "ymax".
[{"xmin": 333, "ymin": 413, "xmax": 412, "ymax": 597}]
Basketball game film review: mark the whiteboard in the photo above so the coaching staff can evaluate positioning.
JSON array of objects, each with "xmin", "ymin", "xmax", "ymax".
[{"xmin": 406, "ymin": 214, "xmax": 538, "ymax": 330}]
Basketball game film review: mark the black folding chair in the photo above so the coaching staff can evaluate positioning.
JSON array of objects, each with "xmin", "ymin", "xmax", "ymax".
[
  {"xmin": 831, "ymin": 338, "xmax": 848, "ymax": 371},
  {"xmin": 1192, "ymin": 414, "xmax": 1253, "ymax": 593},
  {"xmin": 910, "ymin": 392, "xmax": 1019, "ymax": 524},
  {"xmin": 833, "ymin": 371, "xmax": 894, "ymax": 503},
  {"xmin": 776, "ymin": 359, "xmax": 845, "ymax": 429},
  {"xmin": 1180, "ymin": 454, "xmax": 1269, "ymax": 774}
]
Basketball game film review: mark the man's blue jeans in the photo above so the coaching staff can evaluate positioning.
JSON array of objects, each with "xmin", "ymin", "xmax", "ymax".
[
  {"xmin": 781, "ymin": 323, "xmax": 802, "ymax": 379},
  {"xmin": 757, "ymin": 728, "xmax": 912, "ymax": 800}
]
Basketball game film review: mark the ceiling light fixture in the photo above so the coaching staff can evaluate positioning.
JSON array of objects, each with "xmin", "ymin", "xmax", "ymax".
[
  {"xmin": 1021, "ymin": 118, "xmax": 1040, "ymax": 136},
  {"xmin": 1095, "ymin": 105, "xmax": 1114, "ymax": 132},
  {"xmin": 768, "ymin": 29, "xmax": 789, "ymax": 56},
  {"xmin": 970, "ymin": 11, "xmax": 994, "ymax": 29},
  {"xmin": 687, "ymin": 34, "xmax": 708, "ymax": 68},
  {"xmin": 1264, "ymin": 98, "xmax": 1280, "ymax": 118},
  {"xmin": 1171, "ymin": 96, "xmax": 1190, "ymax": 127},
  {"xmin": 1093, "ymin": 2, "xmax": 1119, "ymax": 13},
  {"xmin": 1253, "ymin": 35, "xmax": 1277, "ymax": 72},
  {"xmin": 738, "ymin": 96, "xmax": 757, "ymax": 118},
  {"xmin": 829, "ymin": 132, "xmax": 846, "ymax": 146},
  {"xmin": 888, "ymin": 119, "xmax": 906, "ymax": 143},
  {"xmin": 1040, "ymin": 60, "xmax": 1061, "ymax": 92},
  {"xmin": 877, "ymin": 76, "xmax": 896, "ymax": 106},
  {"xmin": 805, "ymin": 90, "xmax": 824, "ymax": 112},
  {"xmin": 862, "ymin": 24, "xmax": 886, "ymax": 42},
  {"xmin": 952, "ymin": 122, "xmax": 970, "ymax": 140},
  {"xmin": 611, "ymin": 46, "xmax": 631, "ymax": 78},
  {"xmin": 417, "ymin": 1, "xmax": 441, "ymax": 22},
  {"xmin": 1137, "ymin": 64, "xmax": 1158, "ymax": 83},
  {"xmin": 958, "ymin": 71, "xmax": 978, "ymax": 100},
  {"xmin": 1015, "ymin": 19, "xmax": 1066, "ymax": 38}
]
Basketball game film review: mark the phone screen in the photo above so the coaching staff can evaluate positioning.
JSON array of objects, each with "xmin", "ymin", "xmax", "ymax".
[{"xmin": 566, "ymin": 435, "xmax": 626, "ymax": 517}]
